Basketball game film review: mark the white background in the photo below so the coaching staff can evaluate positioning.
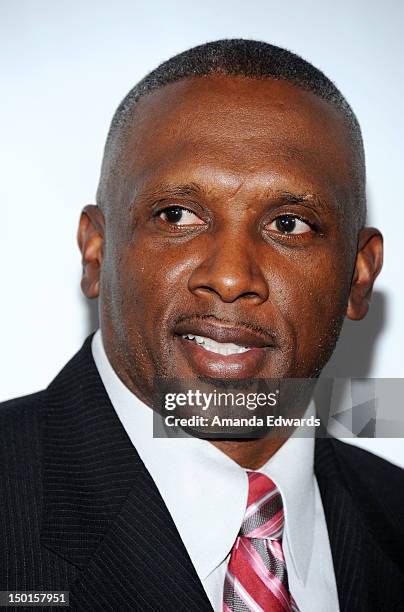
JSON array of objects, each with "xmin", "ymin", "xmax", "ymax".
[{"xmin": 1, "ymin": 1, "xmax": 403, "ymax": 464}]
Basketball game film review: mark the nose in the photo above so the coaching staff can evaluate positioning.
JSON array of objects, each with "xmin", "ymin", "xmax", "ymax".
[{"xmin": 188, "ymin": 232, "xmax": 269, "ymax": 304}]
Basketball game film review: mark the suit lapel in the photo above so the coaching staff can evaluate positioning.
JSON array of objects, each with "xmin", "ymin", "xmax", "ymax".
[
  {"xmin": 315, "ymin": 438, "xmax": 403, "ymax": 612},
  {"xmin": 40, "ymin": 336, "xmax": 212, "ymax": 610},
  {"xmin": 70, "ymin": 469, "xmax": 213, "ymax": 611}
]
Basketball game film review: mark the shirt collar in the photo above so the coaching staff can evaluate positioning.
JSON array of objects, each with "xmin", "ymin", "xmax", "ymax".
[{"xmin": 92, "ymin": 329, "xmax": 315, "ymax": 583}]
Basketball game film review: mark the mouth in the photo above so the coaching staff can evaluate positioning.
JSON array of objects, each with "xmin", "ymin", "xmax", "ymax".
[
  {"xmin": 180, "ymin": 334, "xmax": 251, "ymax": 356},
  {"xmin": 173, "ymin": 318, "xmax": 274, "ymax": 379}
]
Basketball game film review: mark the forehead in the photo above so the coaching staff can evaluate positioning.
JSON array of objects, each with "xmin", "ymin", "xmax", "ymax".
[{"xmin": 118, "ymin": 75, "xmax": 354, "ymax": 203}]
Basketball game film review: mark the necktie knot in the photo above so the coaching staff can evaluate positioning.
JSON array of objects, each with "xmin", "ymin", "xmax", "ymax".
[{"xmin": 239, "ymin": 471, "xmax": 284, "ymax": 540}]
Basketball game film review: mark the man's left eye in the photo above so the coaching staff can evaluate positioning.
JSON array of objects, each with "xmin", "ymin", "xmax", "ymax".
[
  {"xmin": 158, "ymin": 206, "xmax": 204, "ymax": 226},
  {"xmin": 268, "ymin": 215, "xmax": 312, "ymax": 235}
]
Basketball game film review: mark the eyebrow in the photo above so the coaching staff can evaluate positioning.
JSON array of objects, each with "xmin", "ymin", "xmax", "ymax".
[
  {"xmin": 277, "ymin": 191, "xmax": 337, "ymax": 213},
  {"xmin": 132, "ymin": 182, "xmax": 204, "ymax": 208},
  {"xmin": 133, "ymin": 182, "xmax": 338, "ymax": 214}
]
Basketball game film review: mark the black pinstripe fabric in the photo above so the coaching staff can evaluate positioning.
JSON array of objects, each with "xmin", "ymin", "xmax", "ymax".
[
  {"xmin": 1, "ymin": 336, "xmax": 403, "ymax": 611},
  {"xmin": 315, "ymin": 438, "xmax": 404, "ymax": 611},
  {"xmin": 1, "ymin": 337, "xmax": 211, "ymax": 611}
]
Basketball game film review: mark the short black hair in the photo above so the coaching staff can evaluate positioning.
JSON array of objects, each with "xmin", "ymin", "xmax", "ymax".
[{"xmin": 98, "ymin": 38, "xmax": 366, "ymax": 227}]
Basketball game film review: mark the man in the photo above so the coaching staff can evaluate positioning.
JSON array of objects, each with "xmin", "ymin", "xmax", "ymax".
[{"xmin": 0, "ymin": 39, "xmax": 403, "ymax": 611}]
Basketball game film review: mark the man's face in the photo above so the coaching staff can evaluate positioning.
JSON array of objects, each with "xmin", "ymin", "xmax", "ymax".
[{"xmin": 85, "ymin": 76, "xmax": 370, "ymax": 401}]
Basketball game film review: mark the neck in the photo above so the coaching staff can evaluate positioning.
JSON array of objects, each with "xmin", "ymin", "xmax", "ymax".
[{"xmin": 209, "ymin": 436, "xmax": 287, "ymax": 469}]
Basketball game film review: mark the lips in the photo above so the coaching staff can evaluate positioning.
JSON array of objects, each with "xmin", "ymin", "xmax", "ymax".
[{"xmin": 174, "ymin": 317, "xmax": 274, "ymax": 379}]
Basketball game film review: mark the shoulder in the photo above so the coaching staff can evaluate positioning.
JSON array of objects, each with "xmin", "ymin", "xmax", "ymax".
[
  {"xmin": 316, "ymin": 437, "xmax": 404, "ymax": 570},
  {"xmin": 0, "ymin": 391, "xmax": 45, "ymax": 476},
  {"xmin": 0, "ymin": 334, "xmax": 95, "ymax": 431},
  {"xmin": 316, "ymin": 437, "xmax": 404, "ymax": 508},
  {"xmin": 328, "ymin": 438, "xmax": 404, "ymax": 498},
  {"xmin": 0, "ymin": 390, "xmax": 44, "ymax": 428}
]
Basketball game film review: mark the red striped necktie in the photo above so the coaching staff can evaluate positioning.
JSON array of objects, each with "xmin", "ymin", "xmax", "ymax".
[{"xmin": 223, "ymin": 471, "xmax": 299, "ymax": 612}]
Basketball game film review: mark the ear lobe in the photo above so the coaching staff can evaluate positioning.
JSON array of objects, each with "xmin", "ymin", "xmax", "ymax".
[
  {"xmin": 347, "ymin": 227, "xmax": 383, "ymax": 321},
  {"xmin": 77, "ymin": 205, "xmax": 105, "ymax": 299}
]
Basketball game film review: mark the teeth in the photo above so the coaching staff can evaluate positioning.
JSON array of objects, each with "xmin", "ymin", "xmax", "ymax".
[{"xmin": 182, "ymin": 334, "xmax": 251, "ymax": 356}]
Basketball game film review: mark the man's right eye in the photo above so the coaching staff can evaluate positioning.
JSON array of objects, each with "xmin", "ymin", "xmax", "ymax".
[{"xmin": 158, "ymin": 206, "xmax": 204, "ymax": 226}]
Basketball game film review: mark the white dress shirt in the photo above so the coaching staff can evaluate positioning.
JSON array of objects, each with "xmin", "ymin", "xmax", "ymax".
[{"xmin": 92, "ymin": 330, "xmax": 339, "ymax": 611}]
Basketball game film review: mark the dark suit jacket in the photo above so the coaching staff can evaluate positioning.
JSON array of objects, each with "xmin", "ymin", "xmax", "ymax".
[{"xmin": 1, "ymin": 336, "xmax": 403, "ymax": 611}]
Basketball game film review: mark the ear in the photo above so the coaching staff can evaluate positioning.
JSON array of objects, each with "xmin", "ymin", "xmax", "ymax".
[
  {"xmin": 347, "ymin": 227, "xmax": 383, "ymax": 320},
  {"xmin": 77, "ymin": 205, "xmax": 105, "ymax": 299}
]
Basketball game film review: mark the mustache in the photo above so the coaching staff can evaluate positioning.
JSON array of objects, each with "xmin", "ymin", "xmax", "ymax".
[{"xmin": 172, "ymin": 313, "xmax": 277, "ymax": 345}]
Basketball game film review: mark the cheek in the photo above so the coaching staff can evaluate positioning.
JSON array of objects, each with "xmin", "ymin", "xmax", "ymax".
[
  {"xmin": 104, "ymin": 235, "xmax": 192, "ymax": 332},
  {"xmin": 130, "ymin": 246, "xmax": 189, "ymax": 301},
  {"xmin": 269, "ymin": 249, "xmax": 352, "ymax": 363}
]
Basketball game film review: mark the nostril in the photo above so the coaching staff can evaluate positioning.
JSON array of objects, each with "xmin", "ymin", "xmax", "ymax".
[
  {"xmin": 241, "ymin": 292, "xmax": 261, "ymax": 299},
  {"xmin": 193, "ymin": 286, "xmax": 220, "ymax": 297}
]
